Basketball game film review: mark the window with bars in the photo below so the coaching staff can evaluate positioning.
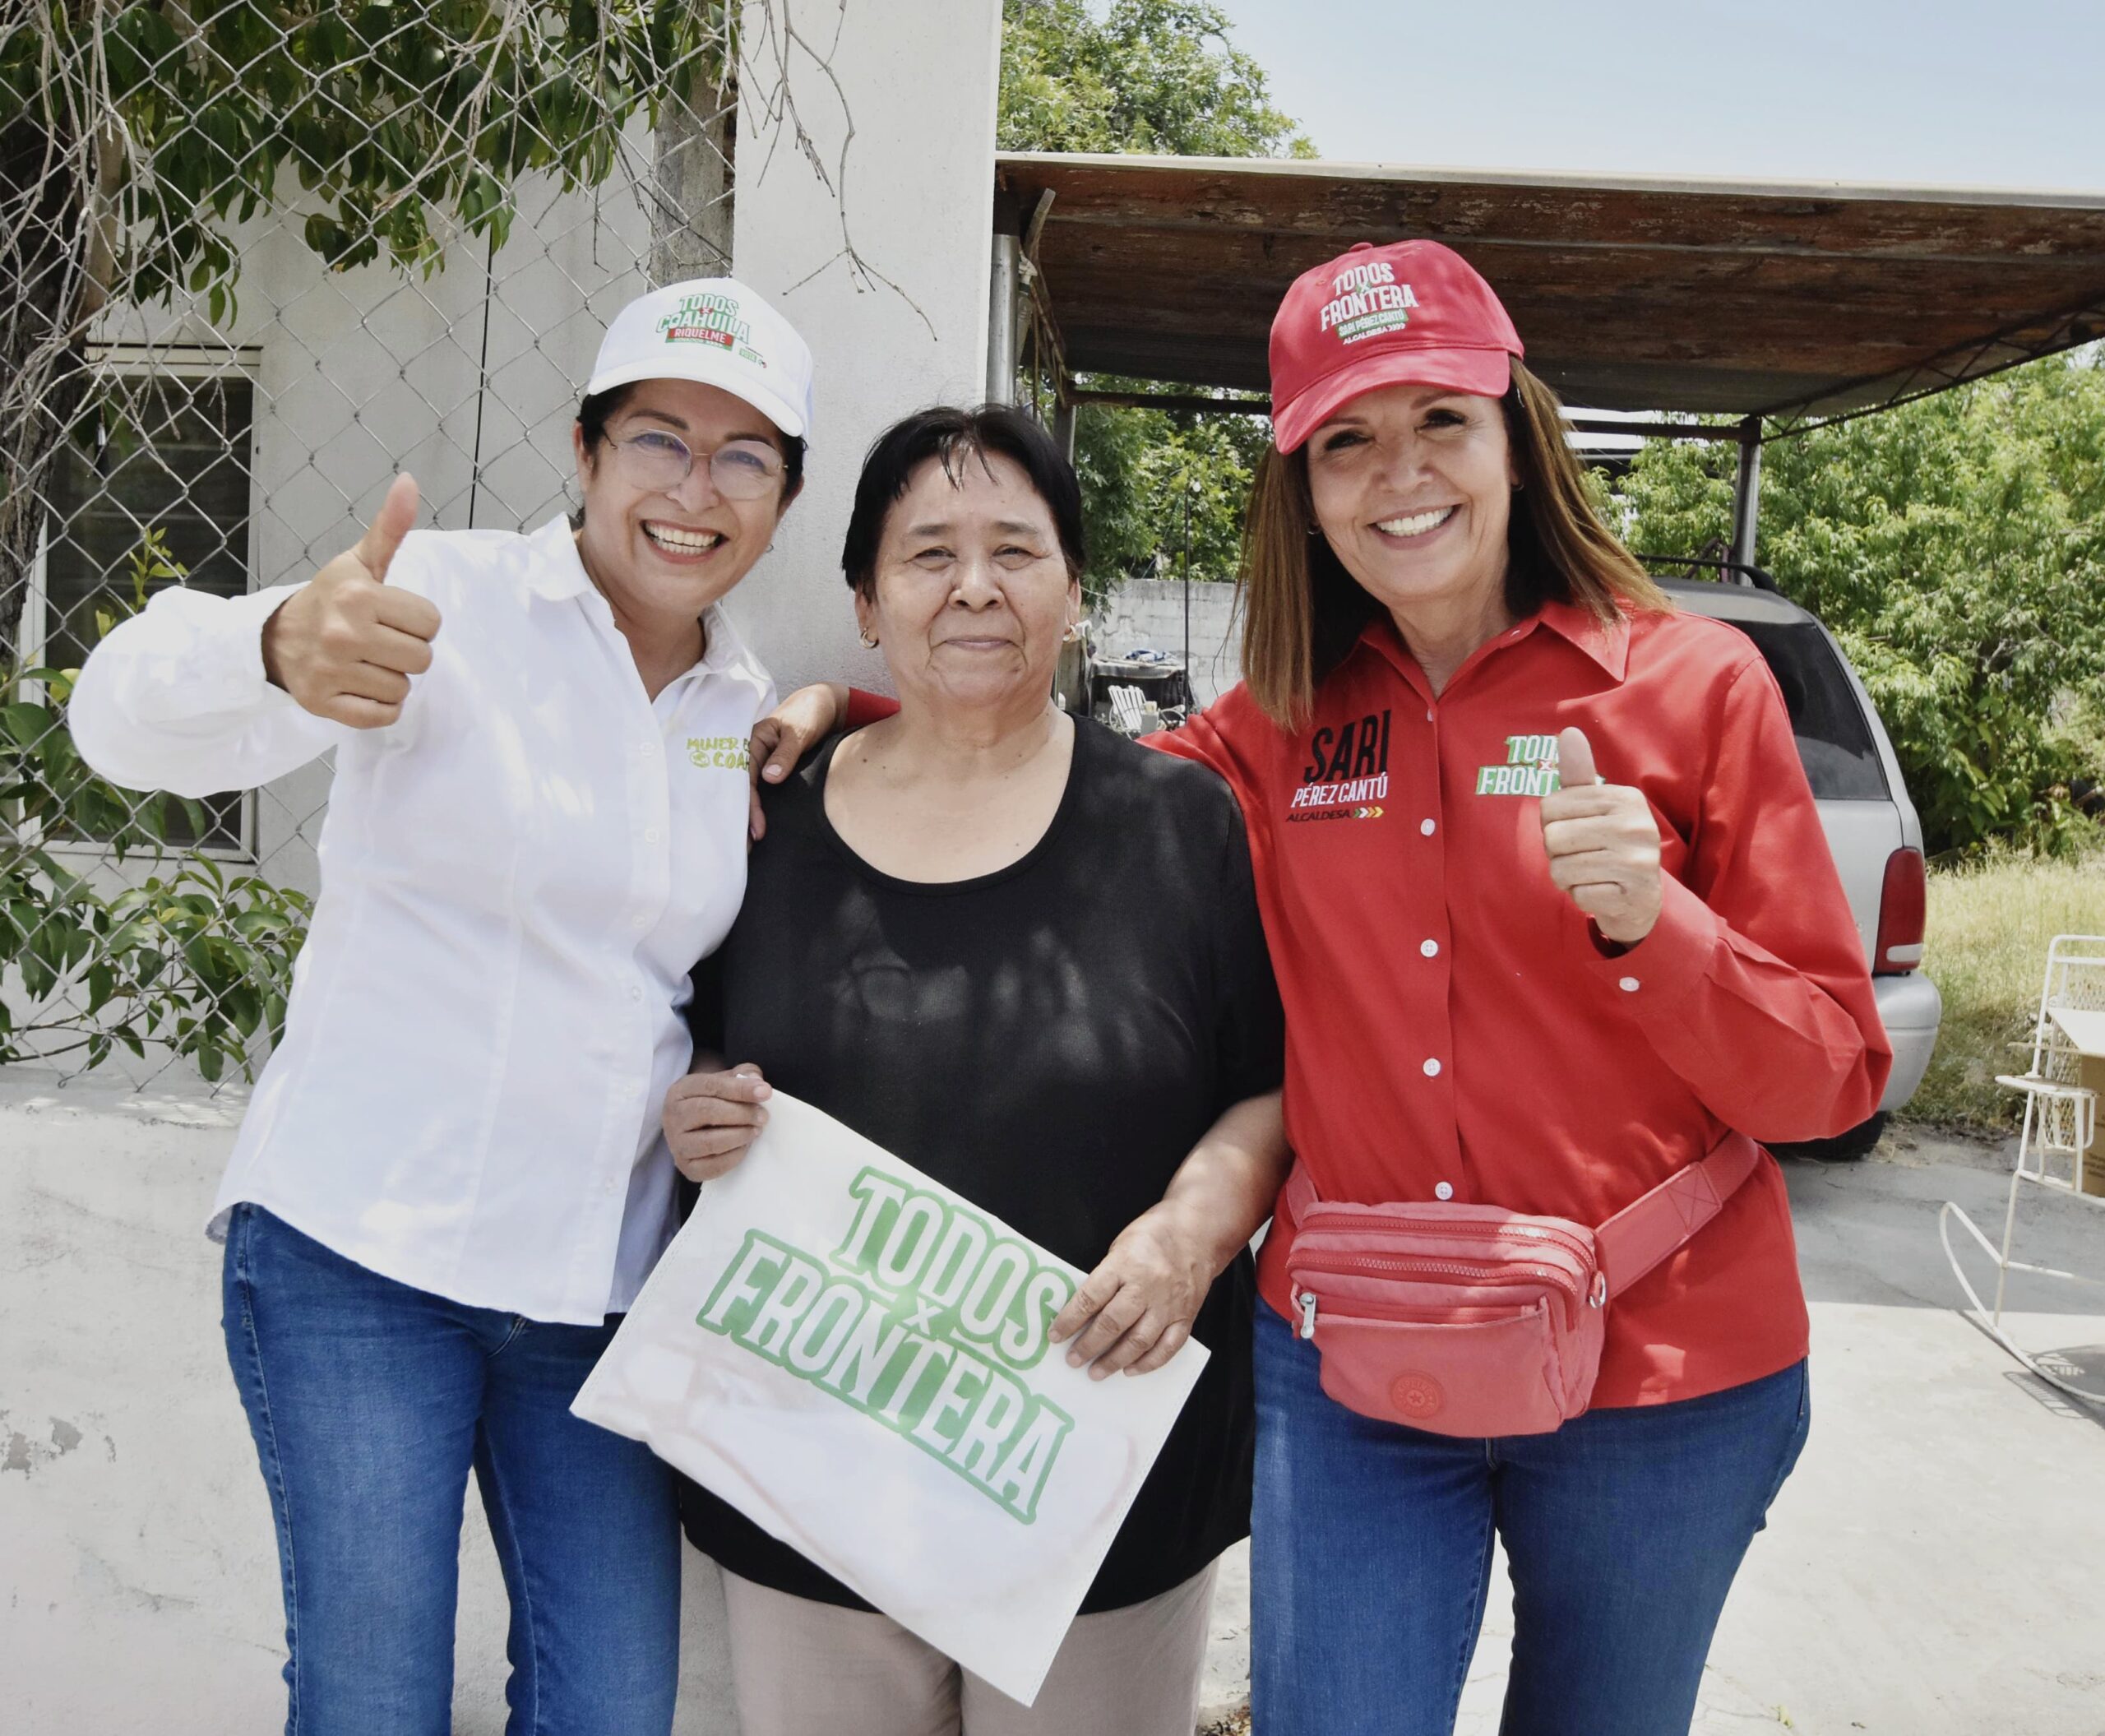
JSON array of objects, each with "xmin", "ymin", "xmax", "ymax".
[{"xmin": 40, "ymin": 368, "xmax": 254, "ymax": 849}]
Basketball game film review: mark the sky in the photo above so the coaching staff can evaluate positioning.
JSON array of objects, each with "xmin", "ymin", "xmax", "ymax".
[{"xmin": 1214, "ymin": 0, "xmax": 2103, "ymax": 192}]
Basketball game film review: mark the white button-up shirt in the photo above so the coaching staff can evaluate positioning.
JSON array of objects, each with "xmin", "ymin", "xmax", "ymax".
[{"xmin": 69, "ymin": 517, "xmax": 774, "ymax": 1322}]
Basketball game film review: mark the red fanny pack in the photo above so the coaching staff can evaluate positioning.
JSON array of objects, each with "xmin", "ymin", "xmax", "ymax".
[{"xmin": 1280, "ymin": 1133, "xmax": 1761, "ymax": 1437}]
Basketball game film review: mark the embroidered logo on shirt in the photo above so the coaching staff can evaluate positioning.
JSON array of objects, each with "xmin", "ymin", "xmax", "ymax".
[
  {"xmin": 1474, "ymin": 734, "xmax": 1563, "ymax": 797},
  {"xmin": 1288, "ymin": 708, "xmax": 1391, "ymax": 824},
  {"xmin": 687, "ymin": 735, "xmax": 750, "ymax": 771}
]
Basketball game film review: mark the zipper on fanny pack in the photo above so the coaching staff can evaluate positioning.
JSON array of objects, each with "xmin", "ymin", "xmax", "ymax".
[
  {"xmin": 1292, "ymin": 1253, "xmax": 1585, "ymax": 1341},
  {"xmin": 1298, "ymin": 1210, "xmax": 1596, "ymax": 1267},
  {"xmin": 1294, "ymin": 1289, "xmax": 1525, "ymax": 1338},
  {"xmin": 1299, "ymin": 1252, "xmax": 1585, "ymax": 1299}
]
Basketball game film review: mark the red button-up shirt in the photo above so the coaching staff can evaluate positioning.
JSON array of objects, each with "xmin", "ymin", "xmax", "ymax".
[{"xmin": 1156, "ymin": 599, "xmax": 1890, "ymax": 1405}]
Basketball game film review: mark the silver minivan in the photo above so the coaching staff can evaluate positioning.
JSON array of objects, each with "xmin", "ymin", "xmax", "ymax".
[{"xmin": 1661, "ymin": 573, "xmax": 1942, "ymax": 1157}]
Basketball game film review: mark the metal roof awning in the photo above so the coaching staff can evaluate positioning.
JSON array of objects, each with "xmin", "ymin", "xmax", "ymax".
[{"xmin": 996, "ymin": 153, "xmax": 2105, "ymax": 424}]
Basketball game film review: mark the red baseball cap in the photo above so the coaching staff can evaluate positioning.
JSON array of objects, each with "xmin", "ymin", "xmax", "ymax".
[{"xmin": 1268, "ymin": 239, "xmax": 1523, "ymax": 452}]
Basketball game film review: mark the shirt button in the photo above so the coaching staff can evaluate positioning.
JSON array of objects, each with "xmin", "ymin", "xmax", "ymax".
[
  {"xmin": 1420, "ymin": 939, "xmax": 1439, "ymax": 959},
  {"xmin": 1619, "ymin": 976, "xmax": 1641, "ymax": 993},
  {"xmin": 1425, "ymin": 708, "xmax": 1434, "ymax": 722},
  {"xmin": 1423, "ymin": 1058, "xmax": 1442, "ymax": 1078},
  {"xmin": 644, "ymin": 826, "xmax": 662, "ymax": 844},
  {"xmin": 632, "ymin": 913, "xmax": 649, "ymax": 932},
  {"xmin": 1419, "ymin": 818, "xmax": 1436, "ymax": 837},
  {"xmin": 1434, "ymin": 1182, "xmax": 1454, "ymax": 1201},
  {"xmin": 628, "ymin": 985, "xmax": 644, "ymax": 1002}
]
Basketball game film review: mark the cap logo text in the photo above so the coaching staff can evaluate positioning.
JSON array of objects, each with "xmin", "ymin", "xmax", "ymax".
[
  {"xmin": 1320, "ymin": 264, "xmax": 1420, "ymax": 345},
  {"xmin": 657, "ymin": 290, "xmax": 752, "ymax": 350}
]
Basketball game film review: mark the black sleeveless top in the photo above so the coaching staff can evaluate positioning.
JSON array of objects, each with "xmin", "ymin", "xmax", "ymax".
[{"xmin": 679, "ymin": 717, "xmax": 1284, "ymax": 1613}]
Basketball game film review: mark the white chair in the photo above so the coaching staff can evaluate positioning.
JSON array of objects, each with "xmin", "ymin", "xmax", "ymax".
[
  {"xmin": 1105, "ymin": 683, "xmax": 1149, "ymax": 736},
  {"xmin": 1941, "ymin": 933, "xmax": 2105, "ymax": 1405}
]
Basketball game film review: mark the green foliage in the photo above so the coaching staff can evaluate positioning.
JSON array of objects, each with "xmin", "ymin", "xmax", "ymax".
[
  {"xmin": 999, "ymin": 0, "xmax": 1309, "ymax": 596},
  {"xmin": 999, "ymin": 0, "xmax": 1315, "ymax": 158},
  {"xmin": 2, "ymin": 1, "xmax": 730, "ymax": 312},
  {"xmin": 1610, "ymin": 354, "xmax": 2105, "ymax": 856},
  {"xmin": 1, "ymin": 539, "xmax": 310, "ymax": 1079},
  {"xmin": 0, "ymin": 839, "xmax": 312, "ymax": 1081},
  {"xmin": 1070, "ymin": 396, "xmax": 1271, "ymax": 601},
  {"xmin": 1912, "ymin": 844, "xmax": 2105, "ymax": 1128}
]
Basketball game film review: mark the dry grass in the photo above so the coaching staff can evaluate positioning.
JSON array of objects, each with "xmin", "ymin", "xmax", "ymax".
[{"xmin": 1909, "ymin": 849, "xmax": 2105, "ymax": 1129}]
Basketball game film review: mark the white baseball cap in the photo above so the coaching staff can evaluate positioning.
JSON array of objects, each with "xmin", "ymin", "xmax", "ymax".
[{"xmin": 585, "ymin": 277, "xmax": 815, "ymax": 441}]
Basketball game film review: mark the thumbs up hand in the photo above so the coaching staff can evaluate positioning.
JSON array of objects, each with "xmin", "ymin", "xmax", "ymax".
[
  {"xmin": 1538, "ymin": 725, "xmax": 1663, "ymax": 945},
  {"xmin": 261, "ymin": 474, "xmax": 442, "ymax": 729}
]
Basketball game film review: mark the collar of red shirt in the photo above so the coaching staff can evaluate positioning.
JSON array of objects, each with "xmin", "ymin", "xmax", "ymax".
[{"xmin": 1352, "ymin": 596, "xmax": 1631, "ymax": 694}]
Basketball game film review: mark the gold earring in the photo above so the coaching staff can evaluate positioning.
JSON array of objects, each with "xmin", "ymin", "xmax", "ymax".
[{"xmin": 859, "ymin": 630, "xmax": 878, "ymax": 649}]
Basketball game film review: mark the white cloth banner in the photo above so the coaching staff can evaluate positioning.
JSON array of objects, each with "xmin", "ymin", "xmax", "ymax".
[{"xmin": 571, "ymin": 1090, "xmax": 1208, "ymax": 1706}]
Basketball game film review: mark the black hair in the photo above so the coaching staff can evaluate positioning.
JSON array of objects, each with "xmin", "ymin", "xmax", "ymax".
[
  {"xmin": 574, "ymin": 381, "xmax": 807, "ymax": 506},
  {"xmin": 840, "ymin": 404, "xmax": 1085, "ymax": 599}
]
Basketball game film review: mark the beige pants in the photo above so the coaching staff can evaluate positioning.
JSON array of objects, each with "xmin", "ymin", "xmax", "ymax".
[{"xmin": 718, "ymin": 1562, "xmax": 1220, "ymax": 1736}]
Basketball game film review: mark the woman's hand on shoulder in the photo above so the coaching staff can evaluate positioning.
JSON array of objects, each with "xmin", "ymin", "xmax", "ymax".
[
  {"xmin": 1048, "ymin": 1203, "xmax": 1216, "ymax": 1379},
  {"xmin": 1538, "ymin": 726, "xmax": 1663, "ymax": 946},
  {"xmin": 745, "ymin": 683, "xmax": 848, "ymax": 841},
  {"xmin": 664, "ymin": 1063, "xmax": 773, "ymax": 1183},
  {"xmin": 261, "ymin": 474, "xmax": 442, "ymax": 729}
]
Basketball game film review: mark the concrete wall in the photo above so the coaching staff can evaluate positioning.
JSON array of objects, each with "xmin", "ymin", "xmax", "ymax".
[
  {"xmin": 729, "ymin": 0, "xmax": 1003, "ymax": 698},
  {"xmin": 1096, "ymin": 576, "xmax": 1243, "ymax": 709}
]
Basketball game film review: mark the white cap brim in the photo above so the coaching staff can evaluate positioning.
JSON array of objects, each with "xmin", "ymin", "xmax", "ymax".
[{"xmin": 584, "ymin": 353, "xmax": 809, "ymax": 442}]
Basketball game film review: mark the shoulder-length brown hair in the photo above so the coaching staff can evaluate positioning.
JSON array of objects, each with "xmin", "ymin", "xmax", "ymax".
[{"xmin": 1238, "ymin": 360, "xmax": 1668, "ymax": 729}]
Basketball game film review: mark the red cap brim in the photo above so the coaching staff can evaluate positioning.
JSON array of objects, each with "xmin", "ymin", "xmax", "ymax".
[{"xmin": 1273, "ymin": 346, "xmax": 1515, "ymax": 452}]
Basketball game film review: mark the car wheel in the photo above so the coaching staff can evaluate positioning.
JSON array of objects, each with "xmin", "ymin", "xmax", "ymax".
[{"xmin": 1774, "ymin": 1111, "xmax": 1887, "ymax": 1163}]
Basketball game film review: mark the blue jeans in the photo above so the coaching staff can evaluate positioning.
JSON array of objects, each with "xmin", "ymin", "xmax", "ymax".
[
  {"xmin": 220, "ymin": 1204, "xmax": 680, "ymax": 1736},
  {"xmin": 1251, "ymin": 1304, "xmax": 1809, "ymax": 1736}
]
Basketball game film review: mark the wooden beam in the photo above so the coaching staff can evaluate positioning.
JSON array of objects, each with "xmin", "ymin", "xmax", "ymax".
[
  {"xmin": 1066, "ymin": 387, "xmax": 1269, "ymax": 413},
  {"xmin": 996, "ymin": 154, "xmax": 2105, "ymax": 417}
]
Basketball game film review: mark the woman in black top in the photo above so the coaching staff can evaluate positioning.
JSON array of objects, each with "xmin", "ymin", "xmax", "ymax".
[{"xmin": 666, "ymin": 405, "xmax": 1286, "ymax": 1735}]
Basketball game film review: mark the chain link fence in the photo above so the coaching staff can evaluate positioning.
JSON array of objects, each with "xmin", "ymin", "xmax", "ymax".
[{"xmin": 2, "ymin": 1, "xmax": 743, "ymax": 1086}]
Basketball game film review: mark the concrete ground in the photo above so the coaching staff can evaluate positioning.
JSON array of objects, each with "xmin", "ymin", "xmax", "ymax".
[
  {"xmin": 1198, "ymin": 1130, "xmax": 2105, "ymax": 1735},
  {"xmin": 7, "ymin": 1076, "xmax": 2103, "ymax": 1734}
]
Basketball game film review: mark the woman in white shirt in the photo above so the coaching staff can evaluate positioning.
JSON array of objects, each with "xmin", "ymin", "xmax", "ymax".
[{"xmin": 67, "ymin": 277, "xmax": 809, "ymax": 1736}]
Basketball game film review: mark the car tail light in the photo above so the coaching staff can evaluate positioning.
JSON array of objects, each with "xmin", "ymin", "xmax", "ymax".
[{"xmin": 1874, "ymin": 847, "xmax": 1926, "ymax": 973}]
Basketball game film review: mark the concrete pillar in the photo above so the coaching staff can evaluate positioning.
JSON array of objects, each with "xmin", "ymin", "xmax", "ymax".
[
  {"xmin": 650, "ymin": 83, "xmax": 737, "ymax": 285},
  {"xmin": 987, "ymin": 232, "xmax": 1021, "ymax": 405},
  {"xmin": 1052, "ymin": 398, "xmax": 1076, "ymax": 461},
  {"xmin": 729, "ymin": 0, "xmax": 1003, "ymax": 696},
  {"xmin": 1729, "ymin": 415, "xmax": 1763, "ymax": 573}
]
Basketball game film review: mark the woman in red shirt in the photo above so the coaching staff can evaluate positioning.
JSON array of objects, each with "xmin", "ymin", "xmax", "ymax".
[
  {"xmin": 752, "ymin": 238, "xmax": 1889, "ymax": 1736},
  {"xmin": 1150, "ymin": 238, "xmax": 1889, "ymax": 1735}
]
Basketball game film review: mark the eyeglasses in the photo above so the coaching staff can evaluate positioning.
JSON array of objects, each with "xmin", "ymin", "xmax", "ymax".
[{"xmin": 604, "ymin": 428, "xmax": 785, "ymax": 501}]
